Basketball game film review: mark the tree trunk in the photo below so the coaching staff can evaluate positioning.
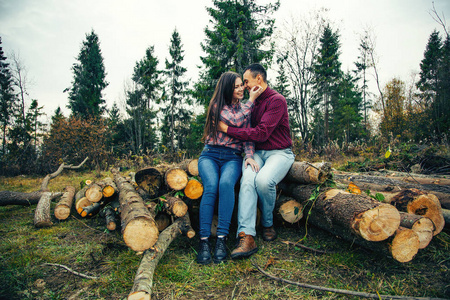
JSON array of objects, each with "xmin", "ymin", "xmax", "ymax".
[
  {"xmin": 280, "ymin": 183, "xmax": 400, "ymax": 242},
  {"xmin": 399, "ymin": 212, "xmax": 434, "ymax": 249},
  {"xmin": 0, "ymin": 191, "xmax": 61, "ymax": 206},
  {"xmin": 34, "ymin": 192, "xmax": 53, "ymax": 227},
  {"xmin": 388, "ymin": 227, "xmax": 420, "ymax": 263},
  {"xmin": 180, "ymin": 159, "xmax": 199, "ymax": 176},
  {"xmin": 127, "ymin": 213, "xmax": 195, "ymax": 300},
  {"xmin": 134, "ymin": 167, "xmax": 164, "ymax": 198},
  {"xmin": 54, "ymin": 186, "xmax": 76, "ymax": 220},
  {"xmin": 184, "ymin": 178, "xmax": 203, "ymax": 200},
  {"xmin": 389, "ymin": 189, "xmax": 444, "ymax": 236},
  {"xmin": 112, "ymin": 168, "xmax": 159, "ymax": 252},
  {"xmin": 285, "ymin": 161, "xmax": 332, "ymax": 184},
  {"xmin": 275, "ymin": 194, "xmax": 303, "ymax": 224},
  {"xmin": 165, "ymin": 167, "xmax": 188, "ymax": 191},
  {"xmin": 98, "ymin": 177, "xmax": 118, "ymax": 198},
  {"xmin": 333, "ymin": 172, "xmax": 450, "ymax": 209}
]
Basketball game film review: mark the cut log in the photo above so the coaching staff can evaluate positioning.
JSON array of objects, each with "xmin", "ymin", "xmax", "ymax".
[
  {"xmin": 102, "ymin": 205, "xmax": 118, "ymax": 231},
  {"xmin": 285, "ymin": 161, "xmax": 332, "ymax": 184},
  {"xmin": 184, "ymin": 178, "xmax": 203, "ymax": 200},
  {"xmin": 98, "ymin": 177, "xmax": 117, "ymax": 198},
  {"xmin": 34, "ymin": 192, "xmax": 53, "ymax": 227},
  {"xmin": 389, "ymin": 227, "xmax": 420, "ymax": 263},
  {"xmin": 112, "ymin": 168, "xmax": 159, "ymax": 252},
  {"xmin": 162, "ymin": 196, "xmax": 188, "ymax": 218},
  {"xmin": 275, "ymin": 194, "xmax": 303, "ymax": 224},
  {"xmin": 165, "ymin": 167, "xmax": 188, "ymax": 191},
  {"xmin": 0, "ymin": 191, "xmax": 61, "ymax": 206},
  {"xmin": 75, "ymin": 197, "xmax": 92, "ymax": 215},
  {"xmin": 280, "ymin": 183, "xmax": 400, "ymax": 241},
  {"xmin": 399, "ymin": 212, "xmax": 434, "ymax": 249},
  {"xmin": 127, "ymin": 213, "xmax": 195, "ymax": 300},
  {"xmin": 333, "ymin": 172, "xmax": 450, "ymax": 209},
  {"xmin": 180, "ymin": 158, "xmax": 199, "ymax": 176},
  {"xmin": 134, "ymin": 167, "xmax": 164, "ymax": 199},
  {"xmin": 80, "ymin": 201, "xmax": 102, "ymax": 217},
  {"xmin": 54, "ymin": 186, "xmax": 76, "ymax": 220},
  {"xmin": 155, "ymin": 213, "xmax": 171, "ymax": 232},
  {"xmin": 443, "ymin": 208, "xmax": 450, "ymax": 227},
  {"xmin": 389, "ymin": 189, "xmax": 445, "ymax": 236},
  {"xmin": 85, "ymin": 183, "xmax": 103, "ymax": 203}
]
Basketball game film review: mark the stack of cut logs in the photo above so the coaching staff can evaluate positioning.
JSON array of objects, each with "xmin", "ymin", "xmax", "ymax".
[
  {"xmin": 278, "ymin": 162, "xmax": 447, "ymax": 263},
  {"xmin": 26, "ymin": 158, "xmax": 448, "ymax": 300}
]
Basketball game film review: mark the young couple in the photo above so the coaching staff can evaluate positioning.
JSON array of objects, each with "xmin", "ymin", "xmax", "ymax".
[{"xmin": 197, "ymin": 64, "xmax": 295, "ymax": 264}]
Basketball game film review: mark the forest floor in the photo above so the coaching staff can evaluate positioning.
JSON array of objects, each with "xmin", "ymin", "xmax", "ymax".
[{"xmin": 0, "ymin": 163, "xmax": 449, "ymax": 299}]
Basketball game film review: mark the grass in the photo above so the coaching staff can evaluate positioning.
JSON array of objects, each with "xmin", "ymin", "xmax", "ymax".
[{"xmin": 1, "ymin": 170, "xmax": 450, "ymax": 300}]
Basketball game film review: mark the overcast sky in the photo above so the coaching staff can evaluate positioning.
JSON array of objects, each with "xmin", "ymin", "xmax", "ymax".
[{"xmin": 1, "ymin": 0, "xmax": 448, "ymax": 121}]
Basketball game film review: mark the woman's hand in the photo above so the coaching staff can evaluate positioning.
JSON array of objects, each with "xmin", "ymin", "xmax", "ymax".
[
  {"xmin": 244, "ymin": 157, "xmax": 260, "ymax": 173},
  {"xmin": 248, "ymin": 85, "xmax": 263, "ymax": 103}
]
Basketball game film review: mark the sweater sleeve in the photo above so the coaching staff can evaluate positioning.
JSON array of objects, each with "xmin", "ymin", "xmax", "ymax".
[{"xmin": 227, "ymin": 96, "xmax": 286, "ymax": 143}]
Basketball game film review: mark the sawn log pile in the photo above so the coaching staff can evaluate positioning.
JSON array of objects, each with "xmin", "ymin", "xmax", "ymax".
[{"xmin": 2, "ymin": 157, "xmax": 448, "ymax": 299}]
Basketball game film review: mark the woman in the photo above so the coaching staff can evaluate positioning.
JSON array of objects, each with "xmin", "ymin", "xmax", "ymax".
[{"xmin": 197, "ymin": 71, "xmax": 261, "ymax": 264}]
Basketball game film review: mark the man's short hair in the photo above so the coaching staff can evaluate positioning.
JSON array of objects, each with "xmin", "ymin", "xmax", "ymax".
[{"xmin": 244, "ymin": 63, "xmax": 267, "ymax": 82}]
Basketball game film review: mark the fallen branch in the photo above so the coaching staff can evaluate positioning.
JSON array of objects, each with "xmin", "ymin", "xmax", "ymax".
[
  {"xmin": 42, "ymin": 263, "xmax": 99, "ymax": 280},
  {"xmin": 280, "ymin": 240, "xmax": 329, "ymax": 254},
  {"xmin": 253, "ymin": 263, "xmax": 447, "ymax": 300}
]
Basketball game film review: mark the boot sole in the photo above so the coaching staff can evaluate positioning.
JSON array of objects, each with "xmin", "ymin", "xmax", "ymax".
[
  {"xmin": 197, "ymin": 258, "xmax": 212, "ymax": 265},
  {"xmin": 230, "ymin": 247, "xmax": 258, "ymax": 259}
]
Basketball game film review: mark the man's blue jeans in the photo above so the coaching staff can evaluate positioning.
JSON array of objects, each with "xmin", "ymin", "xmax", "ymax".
[
  {"xmin": 237, "ymin": 148, "xmax": 295, "ymax": 236},
  {"xmin": 198, "ymin": 145, "xmax": 243, "ymax": 238}
]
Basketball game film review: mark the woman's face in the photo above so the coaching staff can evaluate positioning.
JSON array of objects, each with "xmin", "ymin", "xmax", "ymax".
[{"xmin": 232, "ymin": 77, "xmax": 244, "ymax": 103}]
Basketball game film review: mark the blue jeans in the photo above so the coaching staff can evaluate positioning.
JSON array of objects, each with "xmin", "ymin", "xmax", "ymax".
[
  {"xmin": 198, "ymin": 145, "xmax": 243, "ymax": 238},
  {"xmin": 237, "ymin": 148, "xmax": 295, "ymax": 236}
]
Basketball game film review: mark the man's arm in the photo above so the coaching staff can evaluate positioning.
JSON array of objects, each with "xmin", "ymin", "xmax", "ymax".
[{"xmin": 219, "ymin": 97, "xmax": 286, "ymax": 143}]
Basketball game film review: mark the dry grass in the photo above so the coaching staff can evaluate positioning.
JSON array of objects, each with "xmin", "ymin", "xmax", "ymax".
[{"xmin": 0, "ymin": 170, "xmax": 449, "ymax": 300}]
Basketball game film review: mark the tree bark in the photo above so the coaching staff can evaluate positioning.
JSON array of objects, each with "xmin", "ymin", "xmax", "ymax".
[
  {"xmin": 54, "ymin": 186, "xmax": 76, "ymax": 220},
  {"xmin": 127, "ymin": 213, "xmax": 195, "ymax": 300},
  {"xmin": 184, "ymin": 178, "xmax": 203, "ymax": 200},
  {"xmin": 103, "ymin": 206, "xmax": 118, "ymax": 231},
  {"xmin": 98, "ymin": 177, "xmax": 118, "ymax": 198},
  {"xmin": 165, "ymin": 167, "xmax": 188, "ymax": 191},
  {"xmin": 285, "ymin": 161, "xmax": 332, "ymax": 184},
  {"xmin": 333, "ymin": 172, "xmax": 450, "ymax": 209},
  {"xmin": 442, "ymin": 208, "xmax": 450, "ymax": 227},
  {"xmin": 34, "ymin": 192, "xmax": 53, "ymax": 227},
  {"xmin": 112, "ymin": 168, "xmax": 159, "ymax": 252},
  {"xmin": 275, "ymin": 194, "xmax": 303, "ymax": 224},
  {"xmin": 280, "ymin": 183, "xmax": 400, "ymax": 242},
  {"xmin": 399, "ymin": 212, "xmax": 434, "ymax": 249}
]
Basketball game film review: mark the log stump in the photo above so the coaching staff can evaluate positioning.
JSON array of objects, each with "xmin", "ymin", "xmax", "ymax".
[
  {"xmin": 165, "ymin": 167, "xmax": 189, "ymax": 191},
  {"xmin": 184, "ymin": 178, "xmax": 203, "ymax": 200},
  {"xmin": 275, "ymin": 194, "xmax": 303, "ymax": 224}
]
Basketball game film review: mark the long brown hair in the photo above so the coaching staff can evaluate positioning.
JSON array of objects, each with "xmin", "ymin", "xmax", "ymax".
[{"xmin": 202, "ymin": 71, "xmax": 240, "ymax": 142}]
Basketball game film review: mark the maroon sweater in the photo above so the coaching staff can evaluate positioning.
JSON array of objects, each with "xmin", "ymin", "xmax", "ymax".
[{"xmin": 227, "ymin": 87, "xmax": 292, "ymax": 151}]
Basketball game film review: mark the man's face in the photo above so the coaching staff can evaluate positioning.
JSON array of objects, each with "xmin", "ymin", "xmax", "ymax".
[{"xmin": 243, "ymin": 70, "xmax": 260, "ymax": 91}]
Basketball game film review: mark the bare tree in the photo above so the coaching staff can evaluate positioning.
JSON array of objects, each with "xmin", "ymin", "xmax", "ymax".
[
  {"xmin": 9, "ymin": 52, "xmax": 30, "ymax": 121},
  {"xmin": 275, "ymin": 9, "xmax": 329, "ymax": 143},
  {"xmin": 430, "ymin": 1, "xmax": 449, "ymax": 38}
]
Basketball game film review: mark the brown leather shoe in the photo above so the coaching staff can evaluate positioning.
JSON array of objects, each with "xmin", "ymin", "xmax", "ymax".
[
  {"xmin": 262, "ymin": 226, "xmax": 277, "ymax": 241},
  {"xmin": 230, "ymin": 232, "xmax": 258, "ymax": 259}
]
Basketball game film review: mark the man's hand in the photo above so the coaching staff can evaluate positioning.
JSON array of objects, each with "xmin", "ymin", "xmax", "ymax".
[
  {"xmin": 244, "ymin": 158, "xmax": 260, "ymax": 173},
  {"xmin": 218, "ymin": 121, "xmax": 228, "ymax": 133}
]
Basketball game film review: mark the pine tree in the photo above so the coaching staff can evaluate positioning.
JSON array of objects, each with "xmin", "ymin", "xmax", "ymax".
[
  {"xmin": 161, "ymin": 29, "xmax": 191, "ymax": 153},
  {"xmin": 27, "ymin": 99, "xmax": 46, "ymax": 153},
  {"xmin": 0, "ymin": 37, "xmax": 16, "ymax": 159},
  {"xmin": 312, "ymin": 24, "xmax": 342, "ymax": 146},
  {"xmin": 125, "ymin": 46, "xmax": 161, "ymax": 154},
  {"xmin": 195, "ymin": 0, "xmax": 280, "ymax": 107},
  {"xmin": 68, "ymin": 30, "xmax": 108, "ymax": 118}
]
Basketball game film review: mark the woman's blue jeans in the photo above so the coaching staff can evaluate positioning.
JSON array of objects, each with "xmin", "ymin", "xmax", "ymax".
[{"xmin": 198, "ymin": 145, "xmax": 243, "ymax": 238}]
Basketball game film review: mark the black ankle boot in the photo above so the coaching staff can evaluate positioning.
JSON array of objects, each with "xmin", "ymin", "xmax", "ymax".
[
  {"xmin": 213, "ymin": 236, "xmax": 228, "ymax": 264},
  {"xmin": 197, "ymin": 238, "xmax": 212, "ymax": 265}
]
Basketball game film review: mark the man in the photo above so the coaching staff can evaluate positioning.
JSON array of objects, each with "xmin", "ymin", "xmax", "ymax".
[{"xmin": 218, "ymin": 63, "xmax": 295, "ymax": 259}]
